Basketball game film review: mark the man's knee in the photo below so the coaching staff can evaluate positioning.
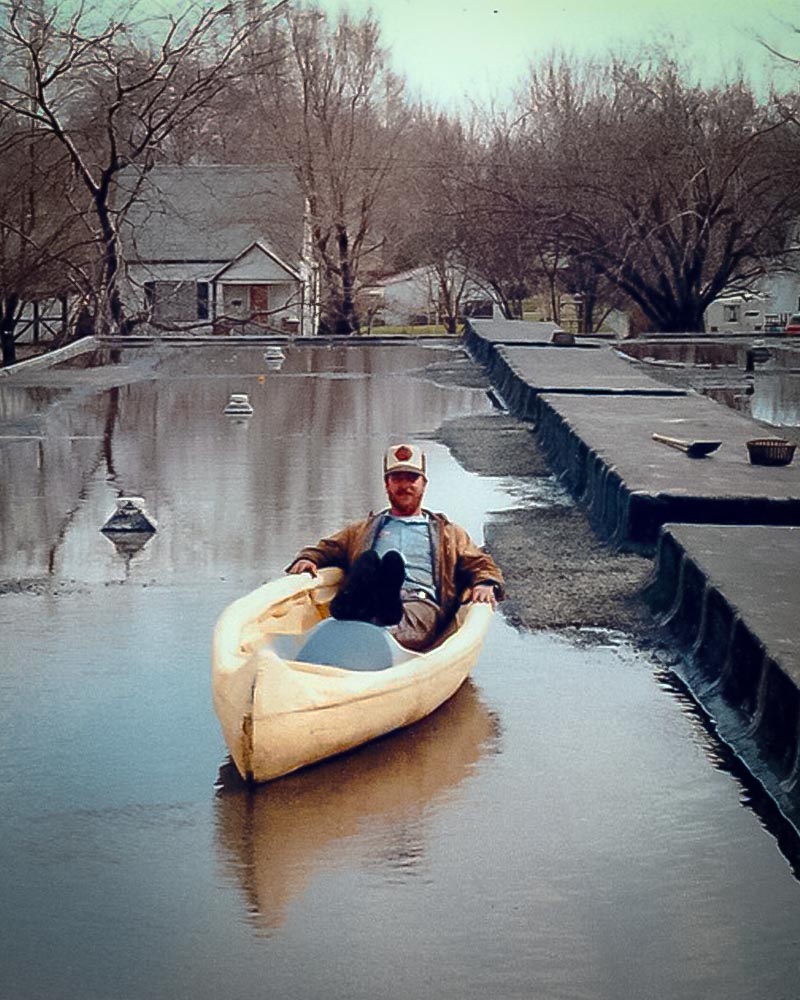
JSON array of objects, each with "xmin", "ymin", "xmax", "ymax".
[{"xmin": 389, "ymin": 598, "xmax": 440, "ymax": 651}]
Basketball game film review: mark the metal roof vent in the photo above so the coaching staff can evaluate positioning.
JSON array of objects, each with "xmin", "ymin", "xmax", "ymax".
[
  {"xmin": 264, "ymin": 347, "xmax": 285, "ymax": 371},
  {"xmin": 101, "ymin": 496, "xmax": 157, "ymax": 534},
  {"xmin": 224, "ymin": 392, "xmax": 254, "ymax": 415}
]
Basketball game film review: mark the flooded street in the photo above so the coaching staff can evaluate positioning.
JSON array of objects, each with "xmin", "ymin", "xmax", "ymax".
[
  {"xmin": 2, "ymin": 342, "xmax": 799, "ymax": 1000},
  {"xmin": 617, "ymin": 338, "xmax": 800, "ymax": 434}
]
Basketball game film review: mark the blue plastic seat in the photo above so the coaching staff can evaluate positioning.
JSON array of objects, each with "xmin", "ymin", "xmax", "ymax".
[{"xmin": 294, "ymin": 618, "xmax": 410, "ymax": 671}]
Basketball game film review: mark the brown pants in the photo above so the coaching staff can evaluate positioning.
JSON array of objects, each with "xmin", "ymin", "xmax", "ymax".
[{"xmin": 388, "ymin": 597, "xmax": 440, "ymax": 652}]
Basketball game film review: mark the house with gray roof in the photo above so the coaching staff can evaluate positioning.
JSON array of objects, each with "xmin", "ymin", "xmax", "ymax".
[
  {"xmin": 360, "ymin": 262, "xmax": 502, "ymax": 327},
  {"xmin": 119, "ymin": 165, "xmax": 317, "ymax": 335}
]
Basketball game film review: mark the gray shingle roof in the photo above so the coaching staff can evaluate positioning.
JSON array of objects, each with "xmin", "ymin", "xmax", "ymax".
[{"xmin": 118, "ymin": 164, "xmax": 304, "ymax": 265}]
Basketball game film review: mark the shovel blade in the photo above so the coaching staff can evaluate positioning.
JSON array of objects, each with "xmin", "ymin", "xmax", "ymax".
[{"xmin": 652, "ymin": 433, "xmax": 721, "ymax": 458}]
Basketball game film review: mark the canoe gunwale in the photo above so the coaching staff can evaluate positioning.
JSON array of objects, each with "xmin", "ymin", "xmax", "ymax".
[
  {"xmin": 212, "ymin": 567, "xmax": 493, "ymax": 781},
  {"xmin": 268, "ymin": 607, "xmax": 489, "ymax": 684}
]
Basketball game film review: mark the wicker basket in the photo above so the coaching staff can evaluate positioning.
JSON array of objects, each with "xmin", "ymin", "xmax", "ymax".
[{"xmin": 746, "ymin": 438, "xmax": 796, "ymax": 466}]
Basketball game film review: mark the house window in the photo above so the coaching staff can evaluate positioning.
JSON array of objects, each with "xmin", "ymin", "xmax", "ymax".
[
  {"xmin": 723, "ymin": 304, "xmax": 740, "ymax": 323},
  {"xmin": 143, "ymin": 280, "xmax": 195, "ymax": 324},
  {"xmin": 197, "ymin": 282, "xmax": 210, "ymax": 320}
]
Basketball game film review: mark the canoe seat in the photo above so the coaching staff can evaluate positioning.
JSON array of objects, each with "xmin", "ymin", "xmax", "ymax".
[{"xmin": 294, "ymin": 618, "xmax": 412, "ymax": 671}]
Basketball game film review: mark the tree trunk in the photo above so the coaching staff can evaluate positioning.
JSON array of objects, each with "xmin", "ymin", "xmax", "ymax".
[
  {"xmin": 1, "ymin": 331, "xmax": 16, "ymax": 368},
  {"xmin": 582, "ymin": 290, "xmax": 597, "ymax": 334},
  {"xmin": 437, "ymin": 270, "xmax": 458, "ymax": 333},
  {"xmin": 488, "ymin": 280, "xmax": 514, "ymax": 320},
  {"xmin": 548, "ymin": 276, "xmax": 560, "ymax": 324},
  {"xmin": 1, "ymin": 295, "xmax": 20, "ymax": 367},
  {"xmin": 647, "ymin": 299, "xmax": 707, "ymax": 334},
  {"xmin": 96, "ymin": 196, "xmax": 132, "ymax": 336},
  {"xmin": 335, "ymin": 225, "xmax": 359, "ymax": 334}
]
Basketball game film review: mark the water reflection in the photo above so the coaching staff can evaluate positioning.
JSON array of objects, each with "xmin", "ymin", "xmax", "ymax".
[
  {"xmin": 101, "ymin": 530, "xmax": 154, "ymax": 578},
  {"xmin": 214, "ymin": 682, "xmax": 499, "ymax": 933},
  {"xmin": 617, "ymin": 339, "xmax": 800, "ymax": 427},
  {"xmin": 4, "ymin": 341, "xmax": 800, "ymax": 1000},
  {"xmin": 703, "ymin": 374, "xmax": 800, "ymax": 427},
  {"xmin": 618, "ymin": 340, "xmax": 748, "ymax": 366},
  {"xmin": 0, "ymin": 344, "xmax": 490, "ymax": 583},
  {"xmin": 750, "ymin": 372, "xmax": 800, "ymax": 427}
]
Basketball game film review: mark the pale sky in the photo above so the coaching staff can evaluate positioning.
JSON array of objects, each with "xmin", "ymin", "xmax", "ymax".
[{"xmin": 315, "ymin": 0, "xmax": 799, "ymax": 109}]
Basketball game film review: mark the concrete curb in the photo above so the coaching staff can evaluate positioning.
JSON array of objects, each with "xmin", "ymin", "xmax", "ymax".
[
  {"xmin": 0, "ymin": 337, "xmax": 98, "ymax": 377},
  {"xmin": 533, "ymin": 394, "xmax": 800, "ymax": 550},
  {"xmin": 464, "ymin": 317, "xmax": 800, "ymax": 834},
  {"xmin": 533, "ymin": 395, "xmax": 644, "ymax": 546},
  {"xmin": 464, "ymin": 320, "xmax": 800, "ymax": 553},
  {"xmin": 644, "ymin": 525, "xmax": 800, "ymax": 831}
]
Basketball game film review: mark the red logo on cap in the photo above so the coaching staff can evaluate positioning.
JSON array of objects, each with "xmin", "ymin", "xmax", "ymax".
[{"xmin": 395, "ymin": 446, "xmax": 413, "ymax": 461}]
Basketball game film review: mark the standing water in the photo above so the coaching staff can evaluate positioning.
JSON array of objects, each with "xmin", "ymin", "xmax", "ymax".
[{"xmin": 1, "ymin": 343, "xmax": 799, "ymax": 1000}]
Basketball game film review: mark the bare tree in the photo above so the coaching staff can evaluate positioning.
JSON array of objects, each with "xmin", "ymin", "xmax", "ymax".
[
  {"xmin": 0, "ymin": 115, "xmax": 94, "ymax": 364},
  {"xmin": 452, "ymin": 137, "xmax": 546, "ymax": 320},
  {"xmin": 0, "ymin": 0, "xmax": 284, "ymax": 337},
  {"xmin": 385, "ymin": 111, "xmax": 484, "ymax": 331},
  {"xmin": 254, "ymin": 7, "xmax": 411, "ymax": 334},
  {"xmin": 567, "ymin": 61, "xmax": 800, "ymax": 331},
  {"xmin": 482, "ymin": 55, "xmax": 800, "ymax": 332},
  {"xmin": 567, "ymin": 59, "xmax": 797, "ymax": 331},
  {"xmin": 760, "ymin": 23, "xmax": 800, "ymax": 126}
]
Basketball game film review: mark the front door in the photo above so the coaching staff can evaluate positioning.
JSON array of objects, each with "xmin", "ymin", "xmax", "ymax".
[{"xmin": 250, "ymin": 285, "xmax": 270, "ymax": 326}]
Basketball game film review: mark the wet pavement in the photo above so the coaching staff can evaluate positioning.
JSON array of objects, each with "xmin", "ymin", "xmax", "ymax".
[{"xmin": 2, "ymin": 342, "xmax": 800, "ymax": 1000}]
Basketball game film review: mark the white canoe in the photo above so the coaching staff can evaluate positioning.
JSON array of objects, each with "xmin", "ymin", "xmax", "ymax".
[{"xmin": 212, "ymin": 567, "xmax": 493, "ymax": 782}]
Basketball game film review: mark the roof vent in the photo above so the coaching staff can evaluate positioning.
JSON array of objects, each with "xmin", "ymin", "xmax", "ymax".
[
  {"xmin": 224, "ymin": 393, "xmax": 254, "ymax": 415},
  {"xmin": 101, "ymin": 496, "xmax": 157, "ymax": 534},
  {"xmin": 264, "ymin": 347, "xmax": 285, "ymax": 371}
]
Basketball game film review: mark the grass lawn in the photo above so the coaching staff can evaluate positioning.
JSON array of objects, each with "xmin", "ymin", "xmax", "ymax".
[{"xmin": 360, "ymin": 324, "xmax": 460, "ymax": 337}]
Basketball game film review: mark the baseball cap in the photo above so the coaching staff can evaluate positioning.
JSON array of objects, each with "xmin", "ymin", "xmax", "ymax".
[{"xmin": 383, "ymin": 443, "xmax": 427, "ymax": 479}]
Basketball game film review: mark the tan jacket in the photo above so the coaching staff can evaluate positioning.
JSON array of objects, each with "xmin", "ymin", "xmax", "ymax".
[{"xmin": 289, "ymin": 509, "xmax": 504, "ymax": 629}]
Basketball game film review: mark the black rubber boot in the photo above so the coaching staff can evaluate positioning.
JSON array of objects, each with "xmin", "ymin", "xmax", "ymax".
[
  {"xmin": 374, "ymin": 550, "xmax": 406, "ymax": 626},
  {"xmin": 329, "ymin": 551, "xmax": 381, "ymax": 622}
]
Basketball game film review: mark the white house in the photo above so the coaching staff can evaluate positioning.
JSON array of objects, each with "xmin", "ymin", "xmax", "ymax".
[
  {"xmin": 119, "ymin": 165, "xmax": 318, "ymax": 335},
  {"xmin": 705, "ymin": 272, "xmax": 800, "ymax": 333},
  {"xmin": 362, "ymin": 263, "xmax": 500, "ymax": 328}
]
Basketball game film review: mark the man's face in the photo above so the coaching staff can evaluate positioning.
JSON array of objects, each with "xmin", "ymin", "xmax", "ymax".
[{"xmin": 385, "ymin": 471, "xmax": 426, "ymax": 516}]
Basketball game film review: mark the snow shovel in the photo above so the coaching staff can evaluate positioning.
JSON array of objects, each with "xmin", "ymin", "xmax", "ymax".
[{"xmin": 651, "ymin": 433, "xmax": 721, "ymax": 458}]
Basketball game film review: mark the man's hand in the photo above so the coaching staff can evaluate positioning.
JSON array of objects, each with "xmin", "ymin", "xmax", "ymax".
[
  {"xmin": 470, "ymin": 582, "xmax": 497, "ymax": 609},
  {"xmin": 288, "ymin": 559, "xmax": 318, "ymax": 576}
]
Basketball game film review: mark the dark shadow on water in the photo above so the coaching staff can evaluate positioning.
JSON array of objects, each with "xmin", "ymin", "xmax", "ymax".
[{"xmin": 657, "ymin": 668, "xmax": 800, "ymax": 879}]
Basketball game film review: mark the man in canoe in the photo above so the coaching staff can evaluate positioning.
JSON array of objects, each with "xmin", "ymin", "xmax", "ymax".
[{"xmin": 287, "ymin": 443, "xmax": 504, "ymax": 651}]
